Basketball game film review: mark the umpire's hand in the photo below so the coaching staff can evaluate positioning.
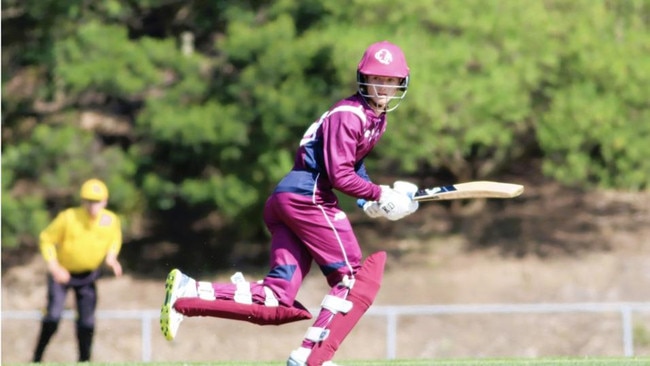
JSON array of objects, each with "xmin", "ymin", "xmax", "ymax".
[
  {"xmin": 48, "ymin": 261, "xmax": 71, "ymax": 284},
  {"xmin": 105, "ymin": 253, "xmax": 123, "ymax": 277}
]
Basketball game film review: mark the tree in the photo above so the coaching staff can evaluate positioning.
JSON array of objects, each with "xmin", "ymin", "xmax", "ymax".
[{"xmin": 2, "ymin": 0, "xmax": 648, "ymax": 268}]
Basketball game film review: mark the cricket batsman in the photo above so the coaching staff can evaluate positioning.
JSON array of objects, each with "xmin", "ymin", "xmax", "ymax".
[{"xmin": 160, "ymin": 40, "xmax": 419, "ymax": 365}]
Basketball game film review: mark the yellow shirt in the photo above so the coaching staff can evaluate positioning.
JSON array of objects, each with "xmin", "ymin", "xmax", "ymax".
[{"xmin": 39, "ymin": 207, "xmax": 122, "ymax": 273}]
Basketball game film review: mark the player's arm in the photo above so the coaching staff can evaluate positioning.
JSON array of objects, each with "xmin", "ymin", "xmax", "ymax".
[
  {"xmin": 354, "ymin": 159, "xmax": 372, "ymax": 182},
  {"xmin": 322, "ymin": 111, "xmax": 417, "ymax": 220},
  {"xmin": 322, "ymin": 113, "xmax": 382, "ymax": 201},
  {"xmin": 353, "ymin": 159, "xmax": 395, "ymax": 218}
]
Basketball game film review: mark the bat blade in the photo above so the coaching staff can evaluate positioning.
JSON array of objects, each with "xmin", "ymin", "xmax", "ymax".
[{"xmin": 413, "ymin": 181, "xmax": 524, "ymax": 202}]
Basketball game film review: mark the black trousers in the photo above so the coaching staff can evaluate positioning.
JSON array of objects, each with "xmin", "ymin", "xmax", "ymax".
[{"xmin": 33, "ymin": 269, "xmax": 100, "ymax": 362}]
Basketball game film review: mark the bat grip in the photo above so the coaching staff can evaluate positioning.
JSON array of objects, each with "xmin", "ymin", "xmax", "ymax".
[{"xmin": 356, "ymin": 191, "xmax": 415, "ymax": 209}]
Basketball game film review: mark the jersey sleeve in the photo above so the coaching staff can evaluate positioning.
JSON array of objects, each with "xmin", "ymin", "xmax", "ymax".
[
  {"xmin": 109, "ymin": 214, "xmax": 123, "ymax": 256},
  {"xmin": 322, "ymin": 112, "xmax": 382, "ymax": 200},
  {"xmin": 355, "ymin": 159, "xmax": 372, "ymax": 183},
  {"xmin": 39, "ymin": 211, "xmax": 68, "ymax": 263}
]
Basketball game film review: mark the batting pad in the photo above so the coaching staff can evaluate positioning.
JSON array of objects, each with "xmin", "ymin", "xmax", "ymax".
[
  {"xmin": 307, "ymin": 251, "xmax": 387, "ymax": 365},
  {"xmin": 173, "ymin": 297, "xmax": 312, "ymax": 325}
]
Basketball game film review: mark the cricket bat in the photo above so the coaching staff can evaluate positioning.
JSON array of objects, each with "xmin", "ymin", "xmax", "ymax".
[{"xmin": 412, "ymin": 181, "xmax": 524, "ymax": 202}]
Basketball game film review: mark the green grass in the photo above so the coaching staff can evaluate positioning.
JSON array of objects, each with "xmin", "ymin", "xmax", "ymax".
[{"xmin": 8, "ymin": 358, "xmax": 650, "ymax": 366}]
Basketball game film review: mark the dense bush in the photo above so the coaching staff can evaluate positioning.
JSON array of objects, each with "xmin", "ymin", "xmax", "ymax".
[{"xmin": 2, "ymin": 0, "xmax": 648, "ymax": 258}]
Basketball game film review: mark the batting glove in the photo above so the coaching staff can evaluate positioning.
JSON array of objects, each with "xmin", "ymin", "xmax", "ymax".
[
  {"xmin": 378, "ymin": 185, "xmax": 416, "ymax": 221},
  {"xmin": 362, "ymin": 200, "xmax": 384, "ymax": 218},
  {"xmin": 392, "ymin": 180, "xmax": 419, "ymax": 216}
]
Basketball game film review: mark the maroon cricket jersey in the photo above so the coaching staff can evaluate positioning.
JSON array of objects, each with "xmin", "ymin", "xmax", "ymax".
[
  {"xmin": 274, "ymin": 93, "xmax": 385, "ymax": 203},
  {"xmin": 210, "ymin": 94, "xmax": 388, "ymax": 307}
]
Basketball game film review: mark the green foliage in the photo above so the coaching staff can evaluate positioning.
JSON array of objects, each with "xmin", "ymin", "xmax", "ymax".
[
  {"xmin": 0, "ymin": 169, "xmax": 49, "ymax": 248},
  {"xmin": 1, "ymin": 124, "xmax": 140, "ymax": 248},
  {"xmin": 536, "ymin": 0, "xmax": 650, "ymax": 189},
  {"xmin": 54, "ymin": 22, "xmax": 167, "ymax": 95},
  {"xmin": 137, "ymin": 100, "xmax": 243, "ymax": 145},
  {"xmin": 2, "ymin": 0, "xmax": 649, "ymax": 260},
  {"xmin": 1, "ymin": 191, "xmax": 50, "ymax": 249},
  {"xmin": 4, "ymin": 124, "xmax": 97, "ymax": 187}
]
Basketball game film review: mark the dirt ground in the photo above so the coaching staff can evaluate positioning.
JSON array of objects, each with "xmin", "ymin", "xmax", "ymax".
[{"xmin": 2, "ymin": 181, "xmax": 650, "ymax": 363}]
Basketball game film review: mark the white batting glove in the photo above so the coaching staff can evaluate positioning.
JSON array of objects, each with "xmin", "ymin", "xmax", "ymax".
[
  {"xmin": 360, "ymin": 185, "xmax": 389, "ymax": 219},
  {"xmin": 378, "ymin": 186, "xmax": 416, "ymax": 221},
  {"xmin": 392, "ymin": 180, "xmax": 419, "ymax": 216},
  {"xmin": 362, "ymin": 200, "xmax": 384, "ymax": 218},
  {"xmin": 392, "ymin": 180, "xmax": 418, "ymax": 196}
]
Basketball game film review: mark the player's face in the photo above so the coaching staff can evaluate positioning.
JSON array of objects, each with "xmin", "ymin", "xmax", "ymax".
[
  {"xmin": 82, "ymin": 199, "xmax": 107, "ymax": 218},
  {"xmin": 365, "ymin": 75, "xmax": 402, "ymax": 107}
]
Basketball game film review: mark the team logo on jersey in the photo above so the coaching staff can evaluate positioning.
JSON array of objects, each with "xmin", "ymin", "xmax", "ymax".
[
  {"xmin": 99, "ymin": 213, "xmax": 113, "ymax": 226},
  {"xmin": 364, "ymin": 128, "xmax": 381, "ymax": 141},
  {"xmin": 374, "ymin": 49, "xmax": 393, "ymax": 65},
  {"xmin": 333, "ymin": 211, "xmax": 347, "ymax": 221}
]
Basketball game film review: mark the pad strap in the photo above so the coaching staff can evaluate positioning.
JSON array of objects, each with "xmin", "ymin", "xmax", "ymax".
[
  {"xmin": 263, "ymin": 286, "xmax": 279, "ymax": 307},
  {"xmin": 231, "ymin": 273, "xmax": 279, "ymax": 306},
  {"xmin": 231, "ymin": 272, "xmax": 252, "ymax": 304},
  {"xmin": 341, "ymin": 275, "xmax": 355, "ymax": 289},
  {"xmin": 321, "ymin": 295, "xmax": 353, "ymax": 314},
  {"xmin": 197, "ymin": 281, "xmax": 216, "ymax": 300},
  {"xmin": 304, "ymin": 326, "xmax": 330, "ymax": 342}
]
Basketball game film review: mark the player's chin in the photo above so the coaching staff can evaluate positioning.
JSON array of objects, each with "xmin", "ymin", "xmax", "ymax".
[{"xmin": 371, "ymin": 96, "xmax": 390, "ymax": 108}]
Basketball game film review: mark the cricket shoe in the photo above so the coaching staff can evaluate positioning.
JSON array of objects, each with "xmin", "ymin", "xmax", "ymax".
[
  {"xmin": 286, "ymin": 347, "xmax": 341, "ymax": 366},
  {"xmin": 160, "ymin": 268, "xmax": 197, "ymax": 341}
]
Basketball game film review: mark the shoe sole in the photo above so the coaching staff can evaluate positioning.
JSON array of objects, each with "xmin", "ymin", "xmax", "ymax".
[{"xmin": 160, "ymin": 269, "xmax": 181, "ymax": 341}]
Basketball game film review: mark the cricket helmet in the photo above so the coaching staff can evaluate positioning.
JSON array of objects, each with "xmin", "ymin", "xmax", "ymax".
[
  {"xmin": 356, "ymin": 41, "xmax": 410, "ymax": 112},
  {"xmin": 80, "ymin": 178, "xmax": 109, "ymax": 201},
  {"xmin": 357, "ymin": 40, "xmax": 410, "ymax": 78}
]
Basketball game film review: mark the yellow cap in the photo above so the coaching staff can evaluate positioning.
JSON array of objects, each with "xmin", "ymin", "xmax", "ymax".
[{"xmin": 80, "ymin": 179, "xmax": 109, "ymax": 201}]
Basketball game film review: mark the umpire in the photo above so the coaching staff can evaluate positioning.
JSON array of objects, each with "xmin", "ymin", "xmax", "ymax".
[{"xmin": 32, "ymin": 178, "xmax": 123, "ymax": 362}]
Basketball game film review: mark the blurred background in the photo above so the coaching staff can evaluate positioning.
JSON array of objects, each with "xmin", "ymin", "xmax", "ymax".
[{"xmin": 2, "ymin": 0, "xmax": 649, "ymax": 363}]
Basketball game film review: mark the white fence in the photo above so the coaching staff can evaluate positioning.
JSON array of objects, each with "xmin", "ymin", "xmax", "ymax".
[{"xmin": 4, "ymin": 302, "xmax": 650, "ymax": 361}]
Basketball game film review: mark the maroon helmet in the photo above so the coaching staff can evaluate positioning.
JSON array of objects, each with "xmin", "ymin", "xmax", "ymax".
[{"xmin": 357, "ymin": 41, "xmax": 410, "ymax": 112}]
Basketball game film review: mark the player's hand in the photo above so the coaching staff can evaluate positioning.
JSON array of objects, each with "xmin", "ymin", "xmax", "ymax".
[
  {"xmin": 392, "ymin": 180, "xmax": 419, "ymax": 216},
  {"xmin": 362, "ymin": 200, "xmax": 383, "ymax": 218},
  {"xmin": 378, "ymin": 185, "xmax": 418, "ymax": 221}
]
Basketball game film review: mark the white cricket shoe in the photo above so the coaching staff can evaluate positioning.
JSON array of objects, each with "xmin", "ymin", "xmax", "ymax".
[
  {"xmin": 160, "ymin": 268, "xmax": 197, "ymax": 341},
  {"xmin": 287, "ymin": 347, "xmax": 341, "ymax": 366}
]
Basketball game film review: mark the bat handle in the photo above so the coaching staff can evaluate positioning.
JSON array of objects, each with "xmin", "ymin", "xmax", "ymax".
[{"xmin": 356, "ymin": 191, "xmax": 415, "ymax": 209}]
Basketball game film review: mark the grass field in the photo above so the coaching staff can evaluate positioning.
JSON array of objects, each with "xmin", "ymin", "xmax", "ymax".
[{"xmin": 7, "ymin": 358, "xmax": 650, "ymax": 366}]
